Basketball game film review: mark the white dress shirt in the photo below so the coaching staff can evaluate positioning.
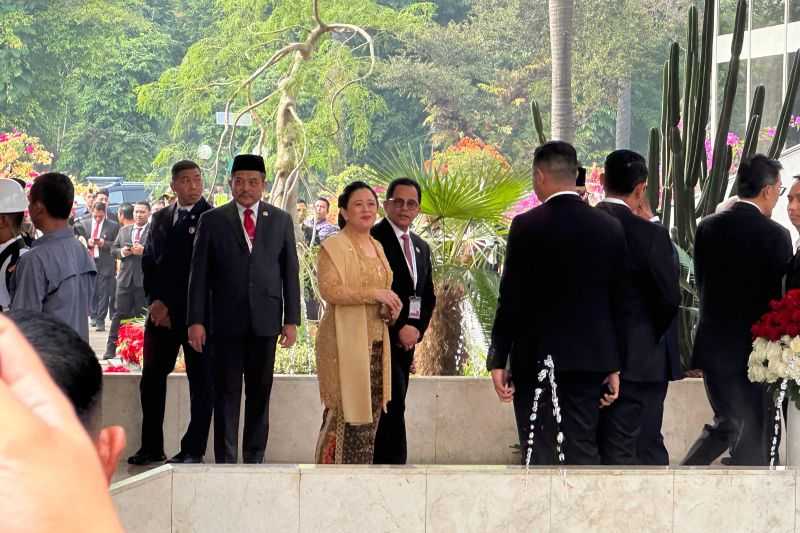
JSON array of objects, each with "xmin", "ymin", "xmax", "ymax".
[
  {"xmin": 172, "ymin": 202, "xmax": 195, "ymax": 225},
  {"xmin": 89, "ymin": 218, "xmax": 105, "ymax": 258},
  {"xmin": 388, "ymin": 218, "xmax": 417, "ymax": 287},
  {"xmin": 738, "ymin": 199, "xmax": 762, "ymax": 213},
  {"xmin": 602, "ymin": 197, "xmax": 631, "ymax": 210},
  {"xmin": 237, "ymin": 201, "xmax": 261, "ymax": 252},
  {"xmin": 544, "ymin": 190, "xmax": 580, "ymax": 203}
]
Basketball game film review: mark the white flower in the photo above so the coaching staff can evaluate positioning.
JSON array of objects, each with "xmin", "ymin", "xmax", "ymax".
[{"xmin": 790, "ymin": 336, "xmax": 800, "ymax": 354}]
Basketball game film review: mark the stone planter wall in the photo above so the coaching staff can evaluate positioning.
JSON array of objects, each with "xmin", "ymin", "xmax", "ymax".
[{"xmin": 103, "ymin": 375, "xmax": 723, "ymax": 469}]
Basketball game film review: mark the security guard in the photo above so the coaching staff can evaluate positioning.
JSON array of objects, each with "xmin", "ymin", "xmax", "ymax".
[{"xmin": 0, "ymin": 179, "xmax": 29, "ymax": 312}]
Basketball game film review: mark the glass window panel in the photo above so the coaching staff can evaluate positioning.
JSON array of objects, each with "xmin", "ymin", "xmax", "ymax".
[
  {"xmin": 720, "ymin": 0, "xmax": 741, "ymax": 34},
  {"xmin": 750, "ymin": 55, "xmax": 785, "ymax": 151},
  {"xmin": 717, "ymin": 62, "xmax": 749, "ymax": 145},
  {"xmin": 792, "ymin": 0, "xmax": 800, "ymax": 21},
  {"xmin": 787, "ymin": 52, "xmax": 800, "ymax": 149},
  {"xmin": 753, "ymin": 0, "xmax": 786, "ymax": 29}
]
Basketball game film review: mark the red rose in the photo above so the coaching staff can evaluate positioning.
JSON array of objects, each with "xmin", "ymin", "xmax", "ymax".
[{"xmin": 787, "ymin": 324, "xmax": 800, "ymax": 337}]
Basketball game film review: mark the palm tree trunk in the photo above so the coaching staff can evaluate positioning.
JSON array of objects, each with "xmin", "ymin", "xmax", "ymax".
[
  {"xmin": 615, "ymin": 75, "xmax": 632, "ymax": 149},
  {"xmin": 415, "ymin": 283, "xmax": 465, "ymax": 376},
  {"xmin": 548, "ymin": 0, "xmax": 575, "ymax": 143}
]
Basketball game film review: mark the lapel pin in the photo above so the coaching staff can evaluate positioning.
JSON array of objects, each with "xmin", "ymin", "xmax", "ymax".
[
  {"xmin": 189, "ymin": 227, "xmax": 196, "ymax": 234},
  {"xmin": 262, "ymin": 211, "xmax": 268, "ymax": 217},
  {"xmin": 190, "ymin": 215, "xmax": 196, "ymax": 220},
  {"xmin": 415, "ymin": 247, "xmax": 421, "ymax": 253}
]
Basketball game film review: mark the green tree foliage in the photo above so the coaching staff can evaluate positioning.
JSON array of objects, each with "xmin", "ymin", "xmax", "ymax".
[
  {"xmin": 0, "ymin": 0, "xmax": 214, "ymax": 180},
  {"xmin": 137, "ymin": 0, "xmax": 433, "ymax": 188}
]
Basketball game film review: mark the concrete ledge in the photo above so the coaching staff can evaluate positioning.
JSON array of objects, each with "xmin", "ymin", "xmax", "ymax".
[
  {"xmin": 112, "ymin": 464, "xmax": 800, "ymax": 533},
  {"xmin": 102, "ymin": 375, "xmax": 718, "ymax": 471}
]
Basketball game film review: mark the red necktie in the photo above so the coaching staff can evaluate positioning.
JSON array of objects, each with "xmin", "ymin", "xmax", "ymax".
[
  {"xmin": 91, "ymin": 220, "xmax": 101, "ymax": 241},
  {"xmin": 134, "ymin": 226, "xmax": 142, "ymax": 244},
  {"xmin": 401, "ymin": 234, "xmax": 413, "ymax": 271},
  {"xmin": 244, "ymin": 208, "xmax": 256, "ymax": 245}
]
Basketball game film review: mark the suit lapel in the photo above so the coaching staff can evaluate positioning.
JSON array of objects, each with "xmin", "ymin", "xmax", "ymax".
[
  {"xmin": 379, "ymin": 218, "xmax": 414, "ymax": 285},
  {"xmin": 411, "ymin": 233, "xmax": 424, "ymax": 292},
  {"xmin": 253, "ymin": 202, "xmax": 270, "ymax": 252},
  {"xmin": 223, "ymin": 201, "xmax": 249, "ymax": 254}
]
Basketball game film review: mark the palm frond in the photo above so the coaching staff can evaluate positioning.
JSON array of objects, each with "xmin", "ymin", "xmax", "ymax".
[{"xmin": 367, "ymin": 145, "xmax": 528, "ymax": 223}]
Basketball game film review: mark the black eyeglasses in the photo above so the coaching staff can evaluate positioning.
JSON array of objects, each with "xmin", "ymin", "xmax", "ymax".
[{"xmin": 387, "ymin": 198, "xmax": 420, "ymax": 210}]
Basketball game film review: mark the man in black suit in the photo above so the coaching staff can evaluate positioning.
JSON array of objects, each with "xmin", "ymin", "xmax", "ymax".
[
  {"xmin": 104, "ymin": 201, "xmax": 151, "ymax": 360},
  {"xmin": 785, "ymin": 177, "xmax": 800, "ymax": 290},
  {"xmin": 82, "ymin": 202, "xmax": 119, "ymax": 332},
  {"xmin": 683, "ymin": 154, "xmax": 792, "ymax": 466},
  {"xmin": 187, "ymin": 154, "xmax": 301, "ymax": 464},
  {"xmin": 128, "ymin": 161, "xmax": 214, "ymax": 465},
  {"xmin": 488, "ymin": 141, "xmax": 629, "ymax": 465},
  {"xmin": 371, "ymin": 178, "xmax": 436, "ymax": 464},
  {"xmin": 596, "ymin": 150, "xmax": 681, "ymax": 465}
]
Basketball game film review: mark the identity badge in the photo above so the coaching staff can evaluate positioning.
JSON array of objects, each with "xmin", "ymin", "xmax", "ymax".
[{"xmin": 409, "ymin": 296, "xmax": 422, "ymax": 320}]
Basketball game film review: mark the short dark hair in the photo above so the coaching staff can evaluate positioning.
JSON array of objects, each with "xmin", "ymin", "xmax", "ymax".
[
  {"xmin": 297, "ymin": 198, "xmax": 307, "ymax": 205},
  {"xmin": 29, "ymin": 172, "xmax": 74, "ymax": 220},
  {"xmin": 96, "ymin": 189, "xmax": 109, "ymax": 199},
  {"xmin": 172, "ymin": 160, "xmax": 200, "ymax": 180},
  {"xmin": 134, "ymin": 200, "xmax": 151, "ymax": 211},
  {"xmin": 93, "ymin": 202, "xmax": 107, "ymax": 213},
  {"xmin": 316, "ymin": 197, "xmax": 331, "ymax": 209},
  {"xmin": 117, "ymin": 202, "xmax": 134, "ymax": 220},
  {"xmin": 386, "ymin": 178, "xmax": 422, "ymax": 203},
  {"xmin": 1, "ymin": 212, "xmax": 24, "ymax": 232},
  {"xmin": 533, "ymin": 141, "xmax": 579, "ymax": 182},
  {"xmin": 603, "ymin": 150, "xmax": 649, "ymax": 195},
  {"xmin": 337, "ymin": 181, "xmax": 378, "ymax": 229},
  {"xmin": 5, "ymin": 309, "xmax": 102, "ymax": 434},
  {"xmin": 736, "ymin": 154, "xmax": 782, "ymax": 199}
]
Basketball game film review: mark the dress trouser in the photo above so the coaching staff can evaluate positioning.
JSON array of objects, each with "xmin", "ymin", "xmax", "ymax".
[
  {"xmin": 636, "ymin": 381, "xmax": 670, "ymax": 465},
  {"xmin": 373, "ymin": 344, "xmax": 414, "ymax": 464},
  {"xmin": 213, "ymin": 335, "xmax": 277, "ymax": 464},
  {"xmin": 512, "ymin": 371, "xmax": 606, "ymax": 465},
  {"xmin": 597, "ymin": 379, "xmax": 648, "ymax": 465},
  {"xmin": 93, "ymin": 272, "xmax": 116, "ymax": 324},
  {"xmin": 139, "ymin": 320, "xmax": 214, "ymax": 457},
  {"xmin": 682, "ymin": 369, "xmax": 770, "ymax": 466},
  {"xmin": 106, "ymin": 285, "xmax": 147, "ymax": 355}
]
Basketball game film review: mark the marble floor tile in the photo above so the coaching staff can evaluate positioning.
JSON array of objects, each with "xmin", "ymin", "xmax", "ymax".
[
  {"xmin": 172, "ymin": 466, "xmax": 300, "ymax": 533},
  {"xmin": 426, "ymin": 470, "xmax": 550, "ymax": 533},
  {"xmin": 550, "ymin": 470, "xmax": 673, "ymax": 533},
  {"xmin": 675, "ymin": 469, "xmax": 795, "ymax": 533},
  {"xmin": 299, "ymin": 468, "xmax": 426, "ymax": 533},
  {"xmin": 112, "ymin": 468, "xmax": 172, "ymax": 533}
]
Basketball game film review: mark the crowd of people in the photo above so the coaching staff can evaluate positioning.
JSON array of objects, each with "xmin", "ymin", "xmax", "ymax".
[
  {"xmin": 490, "ymin": 141, "xmax": 798, "ymax": 467},
  {"xmin": 0, "ymin": 140, "xmax": 797, "ymax": 471}
]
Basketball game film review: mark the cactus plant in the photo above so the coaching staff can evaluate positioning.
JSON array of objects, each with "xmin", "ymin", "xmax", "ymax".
[{"xmin": 648, "ymin": 0, "xmax": 800, "ymax": 368}]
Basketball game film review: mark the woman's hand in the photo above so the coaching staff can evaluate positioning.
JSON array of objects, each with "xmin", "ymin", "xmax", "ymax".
[{"xmin": 373, "ymin": 289, "xmax": 402, "ymax": 318}]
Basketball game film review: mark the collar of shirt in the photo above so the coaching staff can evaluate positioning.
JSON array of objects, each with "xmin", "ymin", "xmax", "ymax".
[
  {"xmin": 237, "ymin": 201, "xmax": 260, "ymax": 218},
  {"xmin": 544, "ymin": 190, "xmax": 580, "ymax": 203},
  {"xmin": 134, "ymin": 223, "xmax": 148, "ymax": 232},
  {"xmin": 738, "ymin": 199, "xmax": 762, "ymax": 213},
  {"xmin": 32, "ymin": 227, "xmax": 74, "ymax": 247},
  {"xmin": 387, "ymin": 218, "xmax": 410, "ymax": 240},
  {"xmin": 601, "ymin": 197, "xmax": 631, "ymax": 210}
]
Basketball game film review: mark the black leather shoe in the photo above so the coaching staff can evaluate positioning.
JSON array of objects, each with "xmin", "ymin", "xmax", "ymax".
[
  {"xmin": 166, "ymin": 452, "xmax": 203, "ymax": 464},
  {"xmin": 127, "ymin": 450, "xmax": 166, "ymax": 465},
  {"xmin": 90, "ymin": 319, "xmax": 97, "ymax": 328},
  {"xmin": 95, "ymin": 323, "xmax": 105, "ymax": 332},
  {"xmin": 102, "ymin": 352, "xmax": 116, "ymax": 360}
]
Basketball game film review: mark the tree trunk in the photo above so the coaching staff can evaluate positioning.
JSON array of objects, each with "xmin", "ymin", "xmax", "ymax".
[
  {"xmin": 615, "ymin": 75, "xmax": 632, "ymax": 149},
  {"xmin": 415, "ymin": 283, "xmax": 465, "ymax": 376},
  {"xmin": 548, "ymin": 0, "xmax": 575, "ymax": 143}
]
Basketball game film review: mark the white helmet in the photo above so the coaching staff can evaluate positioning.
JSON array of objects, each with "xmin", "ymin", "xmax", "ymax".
[{"xmin": 0, "ymin": 178, "xmax": 28, "ymax": 214}]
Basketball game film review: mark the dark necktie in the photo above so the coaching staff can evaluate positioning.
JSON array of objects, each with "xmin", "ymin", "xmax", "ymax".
[
  {"xmin": 134, "ymin": 226, "xmax": 142, "ymax": 244},
  {"xmin": 175, "ymin": 208, "xmax": 189, "ymax": 226}
]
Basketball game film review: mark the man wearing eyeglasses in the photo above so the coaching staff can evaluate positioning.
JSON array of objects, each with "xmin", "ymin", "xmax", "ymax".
[
  {"xmin": 684, "ymin": 154, "xmax": 792, "ymax": 466},
  {"xmin": 371, "ymin": 178, "xmax": 436, "ymax": 464}
]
